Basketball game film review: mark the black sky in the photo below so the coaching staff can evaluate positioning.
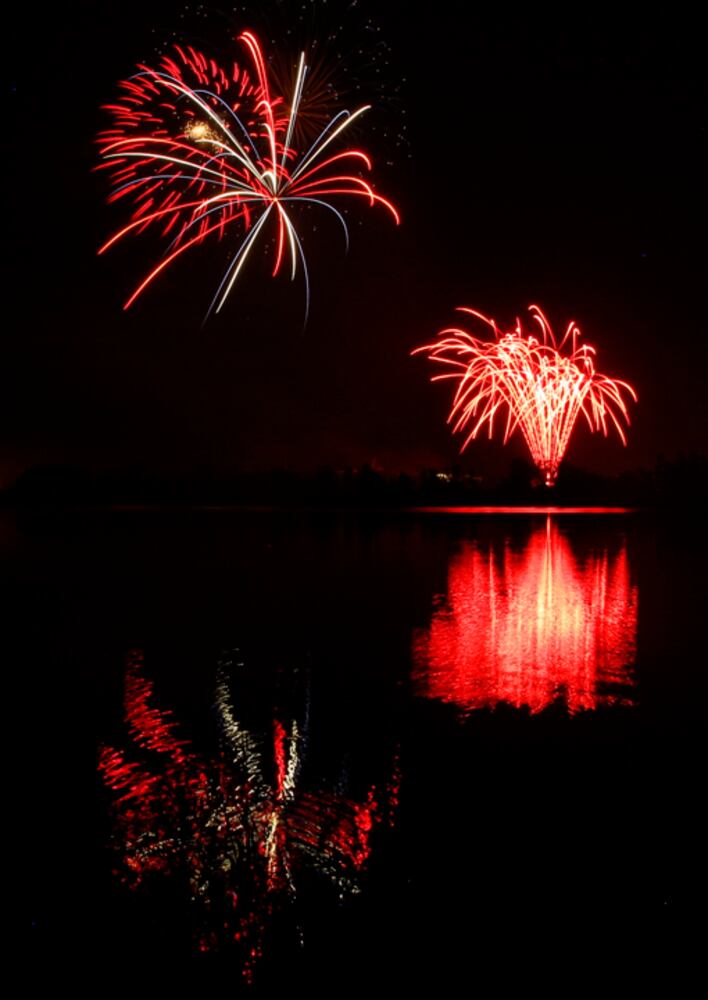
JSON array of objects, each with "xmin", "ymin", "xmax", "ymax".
[{"xmin": 7, "ymin": 2, "xmax": 707, "ymax": 487}]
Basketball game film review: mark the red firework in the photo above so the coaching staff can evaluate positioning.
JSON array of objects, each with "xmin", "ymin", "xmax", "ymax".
[
  {"xmin": 414, "ymin": 305, "xmax": 637, "ymax": 485},
  {"xmin": 97, "ymin": 32, "xmax": 399, "ymax": 317}
]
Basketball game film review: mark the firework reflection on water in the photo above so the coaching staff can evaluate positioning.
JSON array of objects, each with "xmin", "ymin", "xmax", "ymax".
[
  {"xmin": 413, "ymin": 516, "xmax": 638, "ymax": 715},
  {"xmin": 99, "ymin": 650, "xmax": 398, "ymax": 982}
]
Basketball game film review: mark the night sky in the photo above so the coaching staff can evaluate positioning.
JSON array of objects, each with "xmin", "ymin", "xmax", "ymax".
[{"xmin": 8, "ymin": 2, "xmax": 707, "ymax": 488}]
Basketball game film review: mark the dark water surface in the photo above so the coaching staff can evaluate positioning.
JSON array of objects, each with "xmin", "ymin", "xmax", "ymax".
[{"xmin": 16, "ymin": 508, "xmax": 703, "ymax": 986}]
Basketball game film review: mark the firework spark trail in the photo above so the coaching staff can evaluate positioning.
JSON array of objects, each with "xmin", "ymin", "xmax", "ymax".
[
  {"xmin": 97, "ymin": 33, "xmax": 399, "ymax": 319},
  {"xmin": 414, "ymin": 305, "xmax": 637, "ymax": 485}
]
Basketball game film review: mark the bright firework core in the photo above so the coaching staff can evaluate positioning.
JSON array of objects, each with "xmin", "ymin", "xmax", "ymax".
[{"xmin": 415, "ymin": 305, "xmax": 637, "ymax": 486}]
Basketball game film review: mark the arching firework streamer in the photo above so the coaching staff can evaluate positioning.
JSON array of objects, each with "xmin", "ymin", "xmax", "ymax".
[
  {"xmin": 414, "ymin": 305, "xmax": 637, "ymax": 485},
  {"xmin": 97, "ymin": 32, "xmax": 399, "ymax": 319}
]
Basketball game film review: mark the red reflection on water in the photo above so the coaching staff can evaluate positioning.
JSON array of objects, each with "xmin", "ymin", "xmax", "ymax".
[
  {"xmin": 413, "ymin": 517, "xmax": 638, "ymax": 714},
  {"xmin": 99, "ymin": 652, "xmax": 396, "ymax": 980}
]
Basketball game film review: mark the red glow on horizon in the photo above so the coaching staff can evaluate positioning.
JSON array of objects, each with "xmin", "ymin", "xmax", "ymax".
[
  {"xmin": 413, "ymin": 517, "xmax": 638, "ymax": 714},
  {"xmin": 409, "ymin": 506, "xmax": 636, "ymax": 515}
]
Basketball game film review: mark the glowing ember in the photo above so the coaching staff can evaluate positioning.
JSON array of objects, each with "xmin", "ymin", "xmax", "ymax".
[
  {"xmin": 413, "ymin": 517, "xmax": 638, "ymax": 714},
  {"xmin": 97, "ymin": 32, "xmax": 399, "ymax": 319},
  {"xmin": 414, "ymin": 305, "xmax": 637, "ymax": 485}
]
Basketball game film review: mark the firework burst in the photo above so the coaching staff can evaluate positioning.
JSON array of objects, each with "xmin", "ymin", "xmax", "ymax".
[
  {"xmin": 415, "ymin": 305, "xmax": 637, "ymax": 486},
  {"xmin": 97, "ymin": 32, "xmax": 399, "ymax": 319}
]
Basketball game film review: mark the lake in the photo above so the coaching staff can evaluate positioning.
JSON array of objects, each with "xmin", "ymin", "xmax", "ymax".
[{"xmin": 17, "ymin": 507, "xmax": 702, "ymax": 987}]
